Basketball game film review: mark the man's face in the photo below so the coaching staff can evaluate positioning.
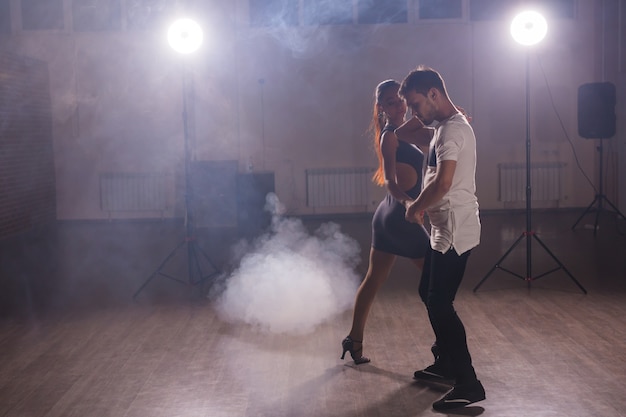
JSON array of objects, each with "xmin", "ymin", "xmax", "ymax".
[{"xmin": 403, "ymin": 89, "xmax": 436, "ymax": 125}]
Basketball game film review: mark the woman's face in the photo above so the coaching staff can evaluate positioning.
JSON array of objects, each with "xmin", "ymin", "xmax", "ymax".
[{"xmin": 378, "ymin": 86, "xmax": 407, "ymax": 122}]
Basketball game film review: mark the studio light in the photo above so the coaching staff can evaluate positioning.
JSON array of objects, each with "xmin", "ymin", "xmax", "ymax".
[
  {"xmin": 475, "ymin": 10, "xmax": 586, "ymax": 294},
  {"xmin": 167, "ymin": 18, "xmax": 203, "ymax": 54},
  {"xmin": 510, "ymin": 10, "xmax": 547, "ymax": 46},
  {"xmin": 134, "ymin": 17, "xmax": 218, "ymax": 299}
]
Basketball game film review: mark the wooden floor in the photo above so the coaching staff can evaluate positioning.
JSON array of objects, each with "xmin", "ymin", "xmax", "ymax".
[{"xmin": 1, "ymin": 210, "xmax": 625, "ymax": 416}]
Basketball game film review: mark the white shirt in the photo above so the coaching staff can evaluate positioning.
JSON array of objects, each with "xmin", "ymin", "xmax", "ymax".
[{"xmin": 423, "ymin": 113, "xmax": 480, "ymax": 255}]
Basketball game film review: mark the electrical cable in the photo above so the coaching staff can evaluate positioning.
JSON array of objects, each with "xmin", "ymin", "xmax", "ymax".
[
  {"xmin": 537, "ymin": 55, "xmax": 626, "ymax": 236},
  {"xmin": 536, "ymin": 54, "xmax": 596, "ymax": 194}
]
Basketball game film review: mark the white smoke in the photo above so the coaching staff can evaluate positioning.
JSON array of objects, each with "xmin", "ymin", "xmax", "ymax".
[{"xmin": 213, "ymin": 193, "xmax": 361, "ymax": 334}]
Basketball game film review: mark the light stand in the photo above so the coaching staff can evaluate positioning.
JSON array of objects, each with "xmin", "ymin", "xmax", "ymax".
[
  {"xmin": 474, "ymin": 11, "xmax": 586, "ymax": 294},
  {"xmin": 134, "ymin": 18, "xmax": 219, "ymax": 299},
  {"xmin": 571, "ymin": 138, "xmax": 626, "ymax": 236}
]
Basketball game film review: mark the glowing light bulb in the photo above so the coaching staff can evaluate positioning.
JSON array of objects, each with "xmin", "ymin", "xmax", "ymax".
[
  {"xmin": 168, "ymin": 18, "xmax": 203, "ymax": 54},
  {"xmin": 510, "ymin": 11, "xmax": 547, "ymax": 46}
]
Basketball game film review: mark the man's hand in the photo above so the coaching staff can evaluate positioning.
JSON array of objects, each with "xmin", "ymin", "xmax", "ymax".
[
  {"xmin": 456, "ymin": 106, "xmax": 472, "ymax": 123},
  {"xmin": 405, "ymin": 202, "xmax": 424, "ymax": 225}
]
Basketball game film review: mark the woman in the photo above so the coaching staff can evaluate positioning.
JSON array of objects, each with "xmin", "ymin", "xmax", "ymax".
[{"xmin": 341, "ymin": 80, "xmax": 430, "ymax": 364}]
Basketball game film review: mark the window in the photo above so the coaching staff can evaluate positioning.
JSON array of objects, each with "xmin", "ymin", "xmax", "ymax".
[
  {"xmin": 469, "ymin": 0, "xmax": 513, "ymax": 21},
  {"xmin": 0, "ymin": 0, "xmax": 10, "ymax": 34},
  {"xmin": 126, "ymin": 0, "xmax": 173, "ymax": 31},
  {"xmin": 249, "ymin": 0, "xmax": 299, "ymax": 27},
  {"xmin": 21, "ymin": 0, "xmax": 64, "ymax": 30},
  {"xmin": 358, "ymin": 0, "xmax": 408, "ymax": 24},
  {"xmin": 470, "ymin": 0, "xmax": 575, "ymax": 21},
  {"xmin": 72, "ymin": 0, "xmax": 121, "ymax": 32},
  {"xmin": 539, "ymin": 0, "xmax": 575, "ymax": 19},
  {"xmin": 303, "ymin": 0, "xmax": 353, "ymax": 25},
  {"xmin": 419, "ymin": 0, "xmax": 462, "ymax": 20}
]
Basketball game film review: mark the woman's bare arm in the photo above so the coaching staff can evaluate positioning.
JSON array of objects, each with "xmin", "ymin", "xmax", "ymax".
[{"xmin": 394, "ymin": 116, "xmax": 434, "ymax": 148}]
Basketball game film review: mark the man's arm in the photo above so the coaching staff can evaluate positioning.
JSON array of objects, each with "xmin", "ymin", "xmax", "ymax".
[{"xmin": 405, "ymin": 159, "xmax": 456, "ymax": 224}]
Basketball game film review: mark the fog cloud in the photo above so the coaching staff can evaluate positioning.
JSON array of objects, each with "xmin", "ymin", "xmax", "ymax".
[{"xmin": 214, "ymin": 193, "xmax": 361, "ymax": 334}]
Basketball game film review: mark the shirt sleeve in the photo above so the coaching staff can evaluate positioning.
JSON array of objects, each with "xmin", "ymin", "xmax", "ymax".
[{"xmin": 436, "ymin": 122, "xmax": 465, "ymax": 162}]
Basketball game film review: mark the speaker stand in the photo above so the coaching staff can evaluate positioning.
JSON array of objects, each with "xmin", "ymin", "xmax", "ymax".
[{"xmin": 571, "ymin": 138, "xmax": 626, "ymax": 236}]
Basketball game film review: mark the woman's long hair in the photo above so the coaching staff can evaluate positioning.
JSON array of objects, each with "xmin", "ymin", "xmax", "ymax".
[{"xmin": 370, "ymin": 80, "xmax": 400, "ymax": 186}]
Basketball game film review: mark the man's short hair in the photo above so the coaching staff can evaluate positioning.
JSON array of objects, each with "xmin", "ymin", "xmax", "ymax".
[{"xmin": 399, "ymin": 66, "xmax": 446, "ymax": 98}]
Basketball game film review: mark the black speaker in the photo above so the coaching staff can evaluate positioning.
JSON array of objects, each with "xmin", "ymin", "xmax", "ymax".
[
  {"xmin": 189, "ymin": 160, "xmax": 238, "ymax": 228},
  {"xmin": 237, "ymin": 172, "xmax": 275, "ymax": 237},
  {"xmin": 577, "ymin": 82, "xmax": 616, "ymax": 139}
]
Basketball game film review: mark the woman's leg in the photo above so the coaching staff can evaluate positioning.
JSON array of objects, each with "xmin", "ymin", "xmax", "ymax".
[
  {"xmin": 409, "ymin": 256, "xmax": 425, "ymax": 272},
  {"xmin": 348, "ymin": 248, "xmax": 396, "ymax": 343},
  {"xmin": 410, "ymin": 256, "xmax": 443, "ymax": 361}
]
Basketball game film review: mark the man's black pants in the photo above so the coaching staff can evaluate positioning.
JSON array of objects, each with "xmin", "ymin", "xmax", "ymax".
[{"xmin": 418, "ymin": 247, "xmax": 477, "ymax": 384}]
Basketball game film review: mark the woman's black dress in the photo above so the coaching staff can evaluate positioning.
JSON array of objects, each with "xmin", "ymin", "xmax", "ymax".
[{"xmin": 371, "ymin": 125, "xmax": 429, "ymax": 259}]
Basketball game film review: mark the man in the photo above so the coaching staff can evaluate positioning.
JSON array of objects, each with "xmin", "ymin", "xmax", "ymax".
[{"xmin": 396, "ymin": 66, "xmax": 485, "ymax": 411}]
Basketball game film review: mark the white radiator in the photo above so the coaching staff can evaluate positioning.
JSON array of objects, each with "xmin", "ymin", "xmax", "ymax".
[
  {"xmin": 100, "ymin": 172, "xmax": 168, "ymax": 212},
  {"xmin": 498, "ymin": 162, "xmax": 564, "ymax": 202},
  {"xmin": 306, "ymin": 167, "xmax": 374, "ymax": 208}
]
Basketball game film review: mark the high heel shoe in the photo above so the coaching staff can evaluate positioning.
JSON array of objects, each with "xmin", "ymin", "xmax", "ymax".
[{"xmin": 340, "ymin": 336, "xmax": 370, "ymax": 364}]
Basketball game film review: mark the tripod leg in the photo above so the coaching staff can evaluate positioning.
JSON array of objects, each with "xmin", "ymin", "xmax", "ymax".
[
  {"xmin": 473, "ymin": 232, "xmax": 525, "ymax": 292},
  {"xmin": 187, "ymin": 240, "xmax": 201, "ymax": 286},
  {"xmin": 187, "ymin": 240, "xmax": 220, "ymax": 286},
  {"xmin": 196, "ymin": 244, "xmax": 220, "ymax": 276},
  {"xmin": 593, "ymin": 197, "xmax": 602, "ymax": 236},
  {"xmin": 600, "ymin": 196, "xmax": 626, "ymax": 220},
  {"xmin": 133, "ymin": 271, "xmax": 159, "ymax": 299},
  {"xmin": 133, "ymin": 239, "xmax": 187, "ymax": 299},
  {"xmin": 571, "ymin": 195, "xmax": 599, "ymax": 231},
  {"xmin": 532, "ymin": 234, "xmax": 587, "ymax": 294}
]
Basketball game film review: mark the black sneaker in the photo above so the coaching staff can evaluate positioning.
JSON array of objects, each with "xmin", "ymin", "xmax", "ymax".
[
  {"xmin": 413, "ymin": 362, "xmax": 455, "ymax": 384},
  {"xmin": 430, "ymin": 343, "xmax": 440, "ymax": 361},
  {"xmin": 432, "ymin": 380, "xmax": 486, "ymax": 411}
]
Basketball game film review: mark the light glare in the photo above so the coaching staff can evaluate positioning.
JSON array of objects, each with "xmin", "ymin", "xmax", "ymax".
[
  {"xmin": 168, "ymin": 18, "xmax": 203, "ymax": 54},
  {"xmin": 510, "ymin": 11, "xmax": 547, "ymax": 46}
]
